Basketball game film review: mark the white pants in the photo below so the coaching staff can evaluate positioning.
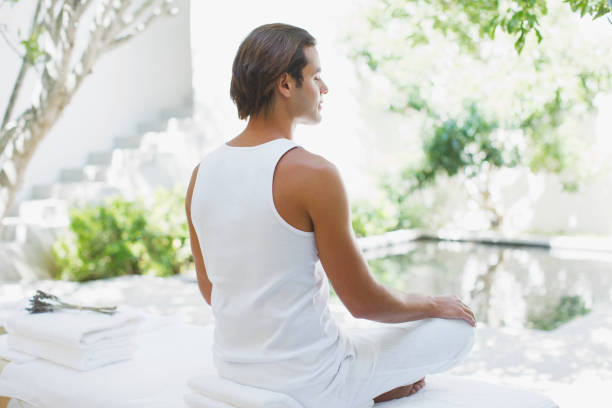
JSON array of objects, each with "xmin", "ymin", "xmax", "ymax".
[{"xmin": 291, "ymin": 318, "xmax": 475, "ymax": 408}]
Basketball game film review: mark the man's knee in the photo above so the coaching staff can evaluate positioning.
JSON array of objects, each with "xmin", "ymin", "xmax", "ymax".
[{"xmin": 426, "ymin": 318, "xmax": 475, "ymax": 357}]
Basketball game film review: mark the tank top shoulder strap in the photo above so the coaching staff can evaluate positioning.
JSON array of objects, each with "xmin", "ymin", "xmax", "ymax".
[{"xmin": 266, "ymin": 138, "xmax": 301, "ymax": 162}]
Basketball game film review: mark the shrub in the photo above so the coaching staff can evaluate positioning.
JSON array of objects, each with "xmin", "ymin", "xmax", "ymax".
[
  {"xmin": 351, "ymin": 190, "xmax": 428, "ymax": 238},
  {"xmin": 52, "ymin": 187, "xmax": 192, "ymax": 282},
  {"xmin": 351, "ymin": 199, "xmax": 396, "ymax": 238},
  {"xmin": 527, "ymin": 295, "xmax": 591, "ymax": 331}
]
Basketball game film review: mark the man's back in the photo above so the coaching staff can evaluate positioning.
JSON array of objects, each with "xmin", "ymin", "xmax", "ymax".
[{"xmin": 188, "ymin": 138, "xmax": 349, "ymax": 396}]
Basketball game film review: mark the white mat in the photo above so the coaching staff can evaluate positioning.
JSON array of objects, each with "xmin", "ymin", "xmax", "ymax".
[
  {"xmin": 0, "ymin": 319, "xmax": 558, "ymax": 408},
  {"xmin": 373, "ymin": 375, "xmax": 557, "ymax": 407}
]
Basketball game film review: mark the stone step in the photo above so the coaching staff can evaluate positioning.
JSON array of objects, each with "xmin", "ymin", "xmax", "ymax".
[
  {"xmin": 106, "ymin": 151, "xmax": 190, "ymax": 192},
  {"xmin": 0, "ymin": 217, "xmax": 27, "ymax": 242},
  {"xmin": 43, "ymin": 182, "xmax": 125, "ymax": 205},
  {"xmin": 0, "ymin": 222, "xmax": 66, "ymax": 279},
  {"xmin": 59, "ymin": 167, "xmax": 85, "ymax": 182},
  {"xmin": 30, "ymin": 184, "xmax": 54, "ymax": 200},
  {"xmin": 166, "ymin": 117, "xmax": 194, "ymax": 133},
  {"xmin": 113, "ymin": 134, "xmax": 143, "ymax": 149},
  {"xmin": 137, "ymin": 120, "xmax": 163, "ymax": 134},
  {"xmin": 160, "ymin": 109, "xmax": 185, "ymax": 123},
  {"xmin": 18, "ymin": 198, "xmax": 69, "ymax": 227},
  {"xmin": 138, "ymin": 131, "xmax": 168, "ymax": 152},
  {"xmin": 83, "ymin": 164, "xmax": 109, "ymax": 182},
  {"xmin": 87, "ymin": 151, "xmax": 113, "ymax": 165}
]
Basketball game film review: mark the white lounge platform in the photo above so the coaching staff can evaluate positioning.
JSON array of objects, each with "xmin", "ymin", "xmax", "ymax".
[{"xmin": 0, "ymin": 318, "xmax": 558, "ymax": 408}]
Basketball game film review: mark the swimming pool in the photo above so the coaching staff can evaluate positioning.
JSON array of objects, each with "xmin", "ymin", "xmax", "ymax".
[{"xmin": 361, "ymin": 239, "xmax": 612, "ymax": 330}]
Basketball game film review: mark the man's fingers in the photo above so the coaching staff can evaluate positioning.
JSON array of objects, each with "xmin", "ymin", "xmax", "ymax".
[
  {"xmin": 461, "ymin": 304, "xmax": 475, "ymax": 318},
  {"xmin": 459, "ymin": 306, "xmax": 476, "ymax": 326}
]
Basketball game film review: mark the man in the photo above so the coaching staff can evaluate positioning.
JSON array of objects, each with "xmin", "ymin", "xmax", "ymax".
[{"xmin": 185, "ymin": 23, "xmax": 476, "ymax": 407}]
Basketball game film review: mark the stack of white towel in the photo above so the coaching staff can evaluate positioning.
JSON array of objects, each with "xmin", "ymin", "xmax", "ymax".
[
  {"xmin": 184, "ymin": 374, "xmax": 304, "ymax": 408},
  {"xmin": 4, "ymin": 306, "xmax": 144, "ymax": 371}
]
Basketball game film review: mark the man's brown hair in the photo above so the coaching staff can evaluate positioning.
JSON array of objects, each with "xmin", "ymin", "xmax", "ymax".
[{"xmin": 230, "ymin": 23, "xmax": 316, "ymax": 120}]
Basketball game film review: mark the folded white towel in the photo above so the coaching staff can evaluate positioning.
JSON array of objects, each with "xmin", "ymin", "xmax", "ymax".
[
  {"xmin": 187, "ymin": 374, "xmax": 304, "ymax": 408},
  {"xmin": 5, "ymin": 306, "xmax": 144, "ymax": 348},
  {"xmin": 0, "ymin": 335, "xmax": 36, "ymax": 364},
  {"xmin": 184, "ymin": 392, "xmax": 234, "ymax": 408},
  {"xmin": 7, "ymin": 333, "xmax": 136, "ymax": 371}
]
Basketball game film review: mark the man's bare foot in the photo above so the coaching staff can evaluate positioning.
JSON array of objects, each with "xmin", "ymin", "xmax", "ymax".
[{"xmin": 373, "ymin": 377, "xmax": 426, "ymax": 403}]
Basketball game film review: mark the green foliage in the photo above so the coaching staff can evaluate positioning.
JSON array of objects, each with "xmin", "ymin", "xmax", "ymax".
[
  {"xmin": 20, "ymin": 25, "xmax": 46, "ymax": 64},
  {"xmin": 527, "ymin": 295, "xmax": 591, "ymax": 330},
  {"xmin": 564, "ymin": 0, "xmax": 612, "ymax": 19},
  {"xmin": 413, "ymin": 103, "xmax": 521, "ymax": 188},
  {"xmin": 330, "ymin": 252, "xmax": 414, "ymax": 299},
  {"xmin": 351, "ymin": 184, "xmax": 429, "ymax": 238},
  {"xmin": 351, "ymin": 199, "xmax": 395, "ymax": 238},
  {"xmin": 367, "ymin": 255, "xmax": 410, "ymax": 290},
  {"xmin": 370, "ymin": 0, "xmax": 610, "ymax": 54},
  {"xmin": 345, "ymin": 1, "xmax": 612, "ymax": 231},
  {"xmin": 52, "ymin": 187, "xmax": 192, "ymax": 282}
]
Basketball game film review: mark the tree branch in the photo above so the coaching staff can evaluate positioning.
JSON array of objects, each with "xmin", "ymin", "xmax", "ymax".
[
  {"xmin": 1, "ymin": 0, "xmax": 43, "ymax": 132},
  {"xmin": 0, "ymin": 23, "xmax": 22, "ymax": 59},
  {"xmin": 106, "ymin": 4, "xmax": 174, "ymax": 52},
  {"xmin": 68, "ymin": 1, "xmax": 114, "ymax": 94},
  {"xmin": 100, "ymin": 0, "xmax": 136, "ymax": 44}
]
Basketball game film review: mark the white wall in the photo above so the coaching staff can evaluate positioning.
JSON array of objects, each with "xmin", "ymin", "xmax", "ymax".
[{"xmin": 0, "ymin": 0, "xmax": 194, "ymax": 205}]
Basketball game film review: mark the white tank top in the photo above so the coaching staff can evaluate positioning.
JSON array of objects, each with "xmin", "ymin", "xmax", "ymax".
[{"xmin": 190, "ymin": 138, "xmax": 348, "ymax": 391}]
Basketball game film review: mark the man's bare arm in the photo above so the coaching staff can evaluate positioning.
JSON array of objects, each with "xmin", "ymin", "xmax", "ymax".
[
  {"xmin": 185, "ymin": 165, "xmax": 213, "ymax": 306},
  {"xmin": 304, "ymin": 159, "xmax": 475, "ymax": 326}
]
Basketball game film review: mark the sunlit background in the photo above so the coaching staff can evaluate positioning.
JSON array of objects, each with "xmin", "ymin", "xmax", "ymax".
[{"xmin": 1, "ymin": 0, "xmax": 611, "ymax": 407}]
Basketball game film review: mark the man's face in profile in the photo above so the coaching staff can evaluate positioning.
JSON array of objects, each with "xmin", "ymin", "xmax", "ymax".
[{"xmin": 292, "ymin": 46, "xmax": 328, "ymax": 125}]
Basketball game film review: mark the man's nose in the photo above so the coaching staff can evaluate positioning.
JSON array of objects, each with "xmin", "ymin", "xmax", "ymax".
[{"xmin": 320, "ymin": 80, "xmax": 329, "ymax": 94}]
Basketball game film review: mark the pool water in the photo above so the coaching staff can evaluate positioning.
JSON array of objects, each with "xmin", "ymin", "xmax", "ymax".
[{"xmin": 359, "ymin": 240, "xmax": 612, "ymax": 330}]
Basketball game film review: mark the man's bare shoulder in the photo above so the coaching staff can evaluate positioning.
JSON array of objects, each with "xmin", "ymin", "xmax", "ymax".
[
  {"xmin": 281, "ymin": 145, "xmax": 338, "ymax": 177},
  {"xmin": 279, "ymin": 146, "xmax": 343, "ymax": 206}
]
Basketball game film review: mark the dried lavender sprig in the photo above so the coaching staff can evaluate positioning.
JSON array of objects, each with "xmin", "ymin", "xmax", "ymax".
[
  {"xmin": 27, "ymin": 299, "xmax": 117, "ymax": 315},
  {"xmin": 33, "ymin": 290, "xmax": 117, "ymax": 312},
  {"xmin": 26, "ymin": 290, "xmax": 118, "ymax": 315},
  {"xmin": 25, "ymin": 303, "xmax": 55, "ymax": 314}
]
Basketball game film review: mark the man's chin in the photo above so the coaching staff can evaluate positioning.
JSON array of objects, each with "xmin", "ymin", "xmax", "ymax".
[{"xmin": 297, "ymin": 115, "xmax": 322, "ymax": 125}]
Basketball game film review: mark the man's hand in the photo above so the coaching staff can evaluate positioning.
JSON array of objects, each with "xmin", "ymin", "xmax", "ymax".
[{"xmin": 432, "ymin": 295, "xmax": 477, "ymax": 327}]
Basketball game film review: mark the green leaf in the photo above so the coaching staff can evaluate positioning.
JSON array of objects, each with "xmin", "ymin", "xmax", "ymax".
[
  {"xmin": 514, "ymin": 31, "xmax": 526, "ymax": 54},
  {"xmin": 535, "ymin": 28, "xmax": 543, "ymax": 43},
  {"xmin": 507, "ymin": 12, "xmax": 523, "ymax": 33}
]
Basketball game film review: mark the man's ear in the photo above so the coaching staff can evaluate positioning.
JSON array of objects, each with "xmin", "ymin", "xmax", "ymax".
[{"xmin": 276, "ymin": 72, "xmax": 292, "ymax": 98}]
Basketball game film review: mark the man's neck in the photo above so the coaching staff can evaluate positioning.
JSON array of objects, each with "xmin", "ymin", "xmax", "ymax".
[{"xmin": 240, "ymin": 109, "xmax": 295, "ymax": 142}]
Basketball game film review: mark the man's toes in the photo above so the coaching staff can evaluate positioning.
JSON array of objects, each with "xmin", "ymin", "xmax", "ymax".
[
  {"xmin": 408, "ymin": 384, "xmax": 421, "ymax": 395},
  {"xmin": 412, "ymin": 379, "xmax": 426, "ymax": 394}
]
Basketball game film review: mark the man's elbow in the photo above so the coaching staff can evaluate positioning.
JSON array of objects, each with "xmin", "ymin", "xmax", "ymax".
[
  {"xmin": 346, "ymin": 299, "xmax": 377, "ymax": 320},
  {"xmin": 350, "ymin": 305, "xmax": 377, "ymax": 320},
  {"xmin": 342, "ymin": 281, "xmax": 383, "ymax": 320},
  {"xmin": 196, "ymin": 276, "xmax": 212, "ymax": 306},
  {"xmin": 200, "ymin": 285, "xmax": 212, "ymax": 306}
]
